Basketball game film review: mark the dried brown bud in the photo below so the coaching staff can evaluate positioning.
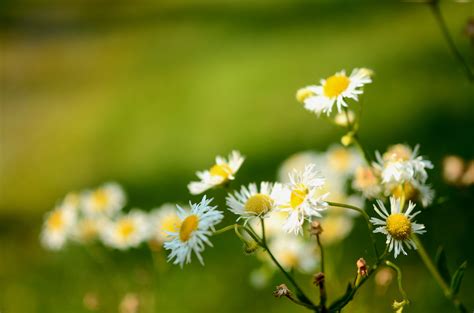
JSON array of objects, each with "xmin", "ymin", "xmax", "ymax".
[
  {"xmin": 313, "ymin": 272, "xmax": 325, "ymax": 286},
  {"xmin": 310, "ymin": 220, "xmax": 323, "ymax": 236},
  {"xmin": 273, "ymin": 284, "xmax": 292, "ymax": 298},
  {"xmin": 357, "ymin": 258, "xmax": 368, "ymax": 276}
]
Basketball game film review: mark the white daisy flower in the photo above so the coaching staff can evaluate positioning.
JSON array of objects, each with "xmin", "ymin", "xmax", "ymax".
[
  {"xmin": 373, "ymin": 144, "xmax": 433, "ymax": 185},
  {"xmin": 325, "ymin": 144, "xmax": 363, "ymax": 176},
  {"xmin": 82, "ymin": 182, "xmax": 126, "ymax": 217},
  {"xmin": 268, "ymin": 234, "xmax": 318, "ymax": 273},
  {"xmin": 72, "ymin": 217, "xmax": 105, "ymax": 243},
  {"xmin": 301, "ymin": 68, "xmax": 372, "ymax": 116},
  {"xmin": 370, "ymin": 197, "xmax": 426, "ymax": 258},
  {"xmin": 226, "ymin": 182, "xmax": 283, "ymax": 221},
  {"xmin": 276, "ymin": 164, "xmax": 328, "ymax": 235},
  {"xmin": 101, "ymin": 210, "xmax": 150, "ymax": 250},
  {"xmin": 352, "ymin": 166, "xmax": 382, "ymax": 199},
  {"xmin": 188, "ymin": 151, "xmax": 245, "ymax": 195},
  {"xmin": 41, "ymin": 204, "xmax": 77, "ymax": 250},
  {"xmin": 164, "ymin": 196, "xmax": 224, "ymax": 267},
  {"xmin": 149, "ymin": 203, "xmax": 181, "ymax": 243}
]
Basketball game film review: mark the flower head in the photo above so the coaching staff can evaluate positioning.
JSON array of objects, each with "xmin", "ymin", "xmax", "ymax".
[
  {"xmin": 370, "ymin": 197, "xmax": 426, "ymax": 258},
  {"xmin": 82, "ymin": 182, "xmax": 126, "ymax": 217},
  {"xmin": 188, "ymin": 151, "xmax": 245, "ymax": 195},
  {"xmin": 300, "ymin": 68, "xmax": 372, "ymax": 116},
  {"xmin": 226, "ymin": 182, "xmax": 282, "ymax": 221},
  {"xmin": 41, "ymin": 203, "xmax": 77, "ymax": 250},
  {"xmin": 352, "ymin": 166, "xmax": 382, "ymax": 199},
  {"xmin": 101, "ymin": 210, "xmax": 150, "ymax": 250},
  {"xmin": 149, "ymin": 204, "xmax": 181, "ymax": 244},
  {"xmin": 164, "ymin": 196, "xmax": 224, "ymax": 267},
  {"xmin": 268, "ymin": 234, "xmax": 318, "ymax": 273},
  {"xmin": 276, "ymin": 164, "xmax": 328, "ymax": 235}
]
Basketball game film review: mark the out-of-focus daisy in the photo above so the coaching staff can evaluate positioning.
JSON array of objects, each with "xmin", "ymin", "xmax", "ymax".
[
  {"xmin": 164, "ymin": 196, "xmax": 224, "ymax": 267},
  {"xmin": 373, "ymin": 144, "xmax": 433, "ymax": 185},
  {"xmin": 73, "ymin": 217, "xmax": 105, "ymax": 243},
  {"xmin": 82, "ymin": 182, "xmax": 126, "ymax": 217},
  {"xmin": 353, "ymin": 166, "xmax": 382, "ymax": 199},
  {"xmin": 268, "ymin": 235, "xmax": 318, "ymax": 273},
  {"xmin": 325, "ymin": 145, "xmax": 362, "ymax": 175},
  {"xmin": 102, "ymin": 210, "xmax": 149, "ymax": 250},
  {"xmin": 149, "ymin": 204, "xmax": 181, "ymax": 244},
  {"xmin": 41, "ymin": 204, "xmax": 77, "ymax": 250},
  {"xmin": 334, "ymin": 110, "xmax": 356, "ymax": 127},
  {"xmin": 278, "ymin": 151, "xmax": 323, "ymax": 184},
  {"xmin": 299, "ymin": 68, "xmax": 372, "ymax": 116},
  {"xmin": 319, "ymin": 214, "xmax": 354, "ymax": 246},
  {"xmin": 276, "ymin": 164, "xmax": 328, "ymax": 235},
  {"xmin": 226, "ymin": 182, "xmax": 282, "ymax": 221},
  {"xmin": 370, "ymin": 197, "xmax": 426, "ymax": 258},
  {"xmin": 188, "ymin": 151, "xmax": 245, "ymax": 195}
]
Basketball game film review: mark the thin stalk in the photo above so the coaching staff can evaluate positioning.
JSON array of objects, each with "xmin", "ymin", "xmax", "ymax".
[
  {"xmin": 429, "ymin": 1, "xmax": 474, "ymax": 82},
  {"xmin": 326, "ymin": 201, "xmax": 379, "ymax": 259},
  {"xmin": 385, "ymin": 260, "xmax": 409, "ymax": 302},
  {"xmin": 316, "ymin": 235, "xmax": 325, "ymax": 275},
  {"xmin": 352, "ymin": 135, "xmax": 372, "ymax": 165},
  {"xmin": 412, "ymin": 234, "xmax": 468, "ymax": 313},
  {"xmin": 315, "ymin": 235, "xmax": 327, "ymax": 309}
]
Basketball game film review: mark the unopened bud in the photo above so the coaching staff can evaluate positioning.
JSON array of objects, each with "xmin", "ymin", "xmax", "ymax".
[
  {"xmin": 273, "ymin": 284, "xmax": 292, "ymax": 298},
  {"xmin": 310, "ymin": 220, "xmax": 323, "ymax": 236},
  {"xmin": 357, "ymin": 258, "xmax": 368, "ymax": 276},
  {"xmin": 313, "ymin": 272, "xmax": 325, "ymax": 287},
  {"xmin": 341, "ymin": 133, "xmax": 354, "ymax": 146}
]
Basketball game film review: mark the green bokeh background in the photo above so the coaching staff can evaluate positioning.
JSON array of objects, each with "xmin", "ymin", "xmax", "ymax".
[{"xmin": 1, "ymin": 0, "xmax": 473, "ymax": 312}]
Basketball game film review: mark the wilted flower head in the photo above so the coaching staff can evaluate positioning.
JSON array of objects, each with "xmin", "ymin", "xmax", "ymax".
[
  {"xmin": 164, "ymin": 196, "xmax": 224, "ymax": 267},
  {"xmin": 188, "ymin": 150, "xmax": 245, "ymax": 195},
  {"xmin": 299, "ymin": 68, "xmax": 372, "ymax": 116}
]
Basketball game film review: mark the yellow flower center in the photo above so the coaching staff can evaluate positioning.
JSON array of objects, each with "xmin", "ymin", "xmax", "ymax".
[
  {"xmin": 209, "ymin": 163, "xmax": 233, "ymax": 180},
  {"xmin": 323, "ymin": 74, "xmax": 350, "ymax": 98},
  {"xmin": 92, "ymin": 189, "xmax": 109, "ymax": 211},
  {"xmin": 159, "ymin": 214, "xmax": 181, "ymax": 239},
  {"xmin": 386, "ymin": 213, "xmax": 411, "ymax": 240},
  {"xmin": 179, "ymin": 214, "xmax": 199, "ymax": 242},
  {"xmin": 47, "ymin": 211, "xmax": 64, "ymax": 231},
  {"xmin": 245, "ymin": 194, "xmax": 274, "ymax": 215},
  {"xmin": 290, "ymin": 185, "xmax": 308, "ymax": 209},
  {"xmin": 117, "ymin": 219, "xmax": 135, "ymax": 239},
  {"xmin": 392, "ymin": 182, "xmax": 419, "ymax": 201}
]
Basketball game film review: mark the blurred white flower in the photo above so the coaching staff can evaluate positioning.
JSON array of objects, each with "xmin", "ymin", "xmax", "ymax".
[
  {"xmin": 268, "ymin": 234, "xmax": 319, "ymax": 273},
  {"xmin": 226, "ymin": 182, "xmax": 283, "ymax": 221},
  {"xmin": 276, "ymin": 164, "xmax": 328, "ymax": 235},
  {"xmin": 188, "ymin": 150, "xmax": 245, "ymax": 195},
  {"xmin": 301, "ymin": 68, "xmax": 372, "ymax": 116},
  {"xmin": 319, "ymin": 214, "xmax": 354, "ymax": 246},
  {"xmin": 149, "ymin": 204, "xmax": 181, "ymax": 244},
  {"xmin": 325, "ymin": 145, "xmax": 363, "ymax": 176},
  {"xmin": 82, "ymin": 182, "xmax": 126, "ymax": 217},
  {"xmin": 370, "ymin": 197, "xmax": 426, "ymax": 258},
  {"xmin": 334, "ymin": 110, "xmax": 356, "ymax": 127},
  {"xmin": 101, "ymin": 210, "xmax": 149, "ymax": 250},
  {"xmin": 352, "ymin": 166, "xmax": 382, "ymax": 199},
  {"xmin": 72, "ymin": 217, "xmax": 105, "ymax": 243},
  {"xmin": 164, "ymin": 196, "xmax": 224, "ymax": 267},
  {"xmin": 41, "ymin": 203, "xmax": 77, "ymax": 250}
]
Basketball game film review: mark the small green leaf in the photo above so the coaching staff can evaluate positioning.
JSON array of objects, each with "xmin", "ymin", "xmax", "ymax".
[
  {"xmin": 450, "ymin": 261, "xmax": 467, "ymax": 295},
  {"xmin": 435, "ymin": 246, "xmax": 451, "ymax": 283},
  {"xmin": 329, "ymin": 283, "xmax": 354, "ymax": 310}
]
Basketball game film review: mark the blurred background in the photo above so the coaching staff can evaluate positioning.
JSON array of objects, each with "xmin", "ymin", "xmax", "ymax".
[{"xmin": 1, "ymin": 0, "xmax": 474, "ymax": 312}]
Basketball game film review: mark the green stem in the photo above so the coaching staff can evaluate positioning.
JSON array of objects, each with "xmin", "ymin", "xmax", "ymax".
[
  {"xmin": 326, "ymin": 201, "xmax": 379, "ymax": 259},
  {"xmin": 429, "ymin": 1, "xmax": 474, "ymax": 82},
  {"xmin": 213, "ymin": 224, "xmax": 238, "ymax": 236},
  {"xmin": 384, "ymin": 260, "xmax": 409, "ymax": 302},
  {"xmin": 352, "ymin": 135, "xmax": 372, "ymax": 165},
  {"xmin": 412, "ymin": 234, "xmax": 468, "ymax": 313}
]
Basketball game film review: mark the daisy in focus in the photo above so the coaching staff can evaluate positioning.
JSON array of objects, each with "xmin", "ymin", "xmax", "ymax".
[
  {"xmin": 226, "ymin": 182, "xmax": 283, "ymax": 222},
  {"xmin": 277, "ymin": 164, "xmax": 328, "ymax": 235},
  {"xmin": 101, "ymin": 210, "xmax": 149, "ymax": 250},
  {"xmin": 149, "ymin": 203, "xmax": 181, "ymax": 244},
  {"xmin": 370, "ymin": 197, "xmax": 426, "ymax": 258},
  {"xmin": 297, "ymin": 68, "xmax": 372, "ymax": 116},
  {"xmin": 164, "ymin": 196, "xmax": 224, "ymax": 267},
  {"xmin": 82, "ymin": 182, "xmax": 126, "ymax": 217},
  {"xmin": 188, "ymin": 151, "xmax": 245, "ymax": 195},
  {"xmin": 41, "ymin": 203, "xmax": 77, "ymax": 250}
]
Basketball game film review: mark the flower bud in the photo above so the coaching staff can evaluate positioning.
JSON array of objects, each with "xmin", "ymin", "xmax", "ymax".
[
  {"xmin": 357, "ymin": 258, "xmax": 368, "ymax": 276},
  {"xmin": 313, "ymin": 272, "xmax": 325, "ymax": 286},
  {"xmin": 273, "ymin": 284, "xmax": 292, "ymax": 298},
  {"xmin": 310, "ymin": 220, "xmax": 323, "ymax": 236}
]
